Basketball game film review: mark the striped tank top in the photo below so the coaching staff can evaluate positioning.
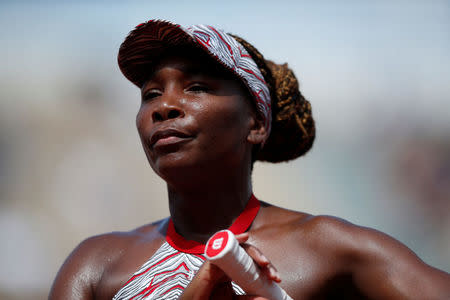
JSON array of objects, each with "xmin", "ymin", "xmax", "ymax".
[{"xmin": 113, "ymin": 195, "xmax": 260, "ymax": 299}]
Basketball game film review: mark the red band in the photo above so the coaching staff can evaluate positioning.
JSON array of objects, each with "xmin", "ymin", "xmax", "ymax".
[{"xmin": 166, "ymin": 194, "xmax": 260, "ymax": 254}]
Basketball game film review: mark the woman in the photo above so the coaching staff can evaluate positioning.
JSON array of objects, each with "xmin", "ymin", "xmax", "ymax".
[{"xmin": 49, "ymin": 20, "xmax": 450, "ymax": 299}]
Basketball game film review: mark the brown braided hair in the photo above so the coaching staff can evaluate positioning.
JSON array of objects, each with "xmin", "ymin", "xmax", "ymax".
[{"xmin": 230, "ymin": 34, "xmax": 316, "ymax": 163}]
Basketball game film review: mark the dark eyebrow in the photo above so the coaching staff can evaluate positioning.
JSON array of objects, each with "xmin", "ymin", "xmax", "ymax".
[
  {"xmin": 185, "ymin": 61, "xmax": 236, "ymax": 80},
  {"xmin": 177, "ymin": 65, "xmax": 207, "ymax": 77},
  {"xmin": 143, "ymin": 65, "xmax": 200, "ymax": 84},
  {"xmin": 145, "ymin": 60, "xmax": 232, "ymax": 84}
]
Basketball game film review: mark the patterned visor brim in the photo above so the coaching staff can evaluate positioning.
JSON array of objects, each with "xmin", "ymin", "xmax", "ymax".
[{"xmin": 118, "ymin": 20, "xmax": 272, "ymax": 139}]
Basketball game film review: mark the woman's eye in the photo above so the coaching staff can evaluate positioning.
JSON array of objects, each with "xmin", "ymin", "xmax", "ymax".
[
  {"xmin": 187, "ymin": 84, "xmax": 209, "ymax": 93},
  {"xmin": 143, "ymin": 90, "xmax": 161, "ymax": 101}
]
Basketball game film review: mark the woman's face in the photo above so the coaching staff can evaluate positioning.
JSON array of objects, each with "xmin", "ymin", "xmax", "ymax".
[{"xmin": 136, "ymin": 52, "xmax": 261, "ymax": 181}]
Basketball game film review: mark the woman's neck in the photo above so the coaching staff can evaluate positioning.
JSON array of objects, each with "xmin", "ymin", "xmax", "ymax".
[{"xmin": 167, "ymin": 170, "xmax": 253, "ymax": 243}]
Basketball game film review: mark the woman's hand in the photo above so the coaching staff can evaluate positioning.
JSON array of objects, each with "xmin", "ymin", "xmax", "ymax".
[{"xmin": 179, "ymin": 233, "xmax": 280, "ymax": 300}]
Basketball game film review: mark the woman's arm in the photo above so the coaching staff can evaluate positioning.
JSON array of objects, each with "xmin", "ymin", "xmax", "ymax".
[
  {"xmin": 351, "ymin": 228, "xmax": 449, "ymax": 299},
  {"xmin": 319, "ymin": 216, "xmax": 450, "ymax": 299},
  {"xmin": 48, "ymin": 235, "xmax": 111, "ymax": 300}
]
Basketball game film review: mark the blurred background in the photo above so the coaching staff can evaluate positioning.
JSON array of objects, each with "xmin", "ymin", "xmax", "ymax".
[{"xmin": 1, "ymin": 0, "xmax": 449, "ymax": 299}]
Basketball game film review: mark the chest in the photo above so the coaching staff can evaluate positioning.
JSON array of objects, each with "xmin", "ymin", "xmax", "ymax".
[
  {"xmin": 251, "ymin": 236, "xmax": 360, "ymax": 299},
  {"xmin": 100, "ymin": 242, "xmax": 244, "ymax": 300}
]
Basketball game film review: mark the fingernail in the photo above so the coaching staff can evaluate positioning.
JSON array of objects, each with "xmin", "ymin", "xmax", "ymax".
[{"xmin": 270, "ymin": 267, "xmax": 280, "ymax": 280}]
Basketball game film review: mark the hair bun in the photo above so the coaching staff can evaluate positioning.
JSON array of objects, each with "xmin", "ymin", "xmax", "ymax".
[
  {"xmin": 256, "ymin": 61, "xmax": 315, "ymax": 162},
  {"xmin": 230, "ymin": 34, "xmax": 315, "ymax": 163}
]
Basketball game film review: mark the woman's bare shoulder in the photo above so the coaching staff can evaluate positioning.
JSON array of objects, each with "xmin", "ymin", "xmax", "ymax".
[
  {"xmin": 77, "ymin": 217, "xmax": 168, "ymax": 258},
  {"xmin": 256, "ymin": 202, "xmax": 372, "ymax": 242},
  {"xmin": 254, "ymin": 202, "xmax": 351, "ymax": 234},
  {"xmin": 254, "ymin": 206, "xmax": 450, "ymax": 298},
  {"xmin": 49, "ymin": 218, "xmax": 169, "ymax": 299},
  {"xmin": 254, "ymin": 203, "xmax": 402, "ymax": 265}
]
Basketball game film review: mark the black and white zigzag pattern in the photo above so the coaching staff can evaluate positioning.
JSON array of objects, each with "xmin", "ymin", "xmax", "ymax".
[{"xmin": 113, "ymin": 242, "xmax": 245, "ymax": 299}]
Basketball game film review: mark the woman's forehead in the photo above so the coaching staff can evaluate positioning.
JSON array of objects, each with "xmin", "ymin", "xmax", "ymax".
[{"xmin": 144, "ymin": 49, "xmax": 239, "ymax": 84}]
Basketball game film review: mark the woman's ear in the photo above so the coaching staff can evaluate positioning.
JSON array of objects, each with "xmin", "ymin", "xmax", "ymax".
[{"xmin": 247, "ymin": 116, "xmax": 268, "ymax": 145}]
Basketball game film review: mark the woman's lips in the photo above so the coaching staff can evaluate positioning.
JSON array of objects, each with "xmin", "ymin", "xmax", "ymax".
[{"xmin": 150, "ymin": 128, "xmax": 193, "ymax": 148}]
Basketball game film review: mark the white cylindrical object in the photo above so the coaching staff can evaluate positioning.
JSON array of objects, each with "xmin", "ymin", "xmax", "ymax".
[{"xmin": 205, "ymin": 230, "xmax": 293, "ymax": 300}]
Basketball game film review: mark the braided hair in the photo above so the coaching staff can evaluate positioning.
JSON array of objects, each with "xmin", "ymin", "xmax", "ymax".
[{"xmin": 230, "ymin": 34, "xmax": 316, "ymax": 163}]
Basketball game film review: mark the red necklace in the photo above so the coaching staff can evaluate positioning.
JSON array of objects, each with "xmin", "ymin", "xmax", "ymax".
[{"xmin": 166, "ymin": 194, "xmax": 260, "ymax": 254}]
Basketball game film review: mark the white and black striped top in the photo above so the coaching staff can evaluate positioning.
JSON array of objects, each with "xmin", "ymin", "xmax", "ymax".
[
  {"xmin": 113, "ymin": 195, "xmax": 260, "ymax": 299},
  {"xmin": 113, "ymin": 241, "xmax": 244, "ymax": 299}
]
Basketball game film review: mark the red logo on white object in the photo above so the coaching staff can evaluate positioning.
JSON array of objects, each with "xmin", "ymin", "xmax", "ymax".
[{"xmin": 206, "ymin": 231, "xmax": 229, "ymax": 258}]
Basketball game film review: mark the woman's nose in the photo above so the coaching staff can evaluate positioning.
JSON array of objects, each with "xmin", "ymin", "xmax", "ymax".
[{"xmin": 151, "ymin": 93, "xmax": 185, "ymax": 122}]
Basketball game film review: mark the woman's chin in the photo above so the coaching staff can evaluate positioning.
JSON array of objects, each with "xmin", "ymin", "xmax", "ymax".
[{"xmin": 150, "ymin": 154, "xmax": 201, "ymax": 180}]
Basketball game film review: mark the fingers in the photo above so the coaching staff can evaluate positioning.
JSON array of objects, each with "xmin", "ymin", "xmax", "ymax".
[
  {"xmin": 179, "ymin": 261, "xmax": 229, "ymax": 300},
  {"xmin": 199, "ymin": 260, "xmax": 228, "ymax": 283},
  {"xmin": 239, "ymin": 238, "xmax": 282, "ymax": 283},
  {"xmin": 235, "ymin": 232, "xmax": 249, "ymax": 243},
  {"xmin": 210, "ymin": 281, "xmax": 235, "ymax": 300},
  {"xmin": 241, "ymin": 244, "xmax": 270, "ymax": 267}
]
